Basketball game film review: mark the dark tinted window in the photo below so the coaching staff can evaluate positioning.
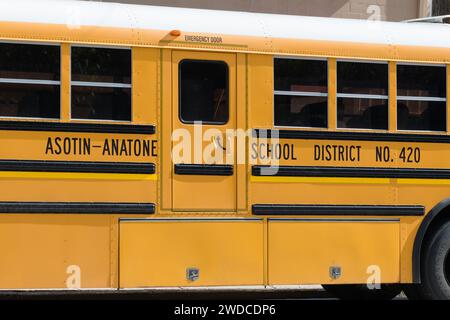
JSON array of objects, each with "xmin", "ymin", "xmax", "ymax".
[
  {"xmin": 275, "ymin": 59, "xmax": 327, "ymax": 93},
  {"xmin": 71, "ymin": 47, "xmax": 131, "ymax": 121},
  {"xmin": 338, "ymin": 62, "xmax": 388, "ymax": 95},
  {"xmin": 274, "ymin": 59, "xmax": 328, "ymax": 128},
  {"xmin": 72, "ymin": 47, "xmax": 131, "ymax": 84},
  {"xmin": 397, "ymin": 65, "xmax": 446, "ymax": 98},
  {"xmin": 0, "ymin": 43, "xmax": 60, "ymax": 80},
  {"xmin": 337, "ymin": 98, "xmax": 388, "ymax": 130},
  {"xmin": 0, "ymin": 83, "xmax": 60, "ymax": 118},
  {"xmin": 71, "ymin": 87, "xmax": 131, "ymax": 121},
  {"xmin": 397, "ymin": 65, "xmax": 447, "ymax": 132},
  {"xmin": 0, "ymin": 43, "xmax": 60, "ymax": 119},
  {"xmin": 275, "ymin": 96, "xmax": 327, "ymax": 127},
  {"xmin": 397, "ymin": 101, "xmax": 446, "ymax": 131},
  {"xmin": 179, "ymin": 60, "xmax": 229, "ymax": 124},
  {"xmin": 337, "ymin": 61, "xmax": 388, "ymax": 129}
]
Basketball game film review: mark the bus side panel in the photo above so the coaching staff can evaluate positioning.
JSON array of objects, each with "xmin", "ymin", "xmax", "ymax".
[
  {"xmin": 119, "ymin": 220, "xmax": 264, "ymax": 288},
  {"xmin": 268, "ymin": 220, "xmax": 400, "ymax": 285},
  {"xmin": 0, "ymin": 215, "xmax": 113, "ymax": 289}
]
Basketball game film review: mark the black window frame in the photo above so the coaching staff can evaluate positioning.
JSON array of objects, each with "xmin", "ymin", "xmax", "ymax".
[
  {"xmin": 273, "ymin": 57, "xmax": 329, "ymax": 129},
  {"xmin": 70, "ymin": 45, "xmax": 132, "ymax": 122},
  {"xmin": 178, "ymin": 59, "xmax": 230, "ymax": 125}
]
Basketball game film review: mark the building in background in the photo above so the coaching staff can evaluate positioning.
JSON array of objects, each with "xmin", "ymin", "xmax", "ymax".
[{"xmin": 83, "ymin": 0, "xmax": 450, "ymax": 22}]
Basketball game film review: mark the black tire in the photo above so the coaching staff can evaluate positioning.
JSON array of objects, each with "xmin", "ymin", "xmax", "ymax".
[
  {"xmin": 322, "ymin": 284, "xmax": 402, "ymax": 300},
  {"xmin": 417, "ymin": 220, "xmax": 450, "ymax": 300}
]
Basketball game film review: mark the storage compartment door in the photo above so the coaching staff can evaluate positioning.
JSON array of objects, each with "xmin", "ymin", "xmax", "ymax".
[
  {"xmin": 268, "ymin": 219, "xmax": 400, "ymax": 285},
  {"xmin": 120, "ymin": 218, "xmax": 264, "ymax": 288}
]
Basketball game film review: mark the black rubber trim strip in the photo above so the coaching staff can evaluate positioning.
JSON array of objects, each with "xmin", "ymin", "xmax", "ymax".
[
  {"xmin": 253, "ymin": 129, "xmax": 450, "ymax": 143},
  {"xmin": 252, "ymin": 166, "xmax": 450, "ymax": 179},
  {"xmin": 0, "ymin": 121, "xmax": 155, "ymax": 134},
  {"xmin": 174, "ymin": 164, "xmax": 234, "ymax": 176},
  {"xmin": 0, "ymin": 160, "xmax": 155, "ymax": 174},
  {"xmin": 120, "ymin": 218, "xmax": 262, "ymax": 222},
  {"xmin": 252, "ymin": 204, "xmax": 425, "ymax": 216},
  {"xmin": 0, "ymin": 202, "xmax": 155, "ymax": 214}
]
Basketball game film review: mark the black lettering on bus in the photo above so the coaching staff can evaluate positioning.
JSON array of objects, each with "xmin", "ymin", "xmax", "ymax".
[
  {"xmin": 400, "ymin": 147, "xmax": 421, "ymax": 163},
  {"xmin": 314, "ymin": 144, "xmax": 361, "ymax": 162},
  {"xmin": 127, "ymin": 139, "xmax": 133, "ymax": 155},
  {"xmin": 151, "ymin": 140, "xmax": 157, "ymax": 157},
  {"xmin": 102, "ymin": 139, "xmax": 110, "ymax": 156},
  {"xmin": 120, "ymin": 140, "xmax": 128, "ymax": 156},
  {"xmin": 45, "ymin": 137, "xmax": 54, "ymax": 154},
  {"xmin": 63, "ymin": 138, "xmax": 71, "ymax": 155},
  {"xmin": 144, "ymin": 140, "xmax": 151, "ymax": 157},
  {"xmin": 376, "ymin": 146, "xmax": 391, "ymax": 163},
  {"xmin": 83, "ymin": 138, "xmax": 91, "ymax": 155},
  {"xmin": 53, "ymin": 138, "xmax": 61, "ymax": 155},
  {"xmin": 134, "ymin": 139, "xmax": 141, "ymax": 156},
  {"xmin": 111, "ymin": 139, "xmax": 119, "ymax": 156},
  {"xmin": 338, "ymin": 146, "xmax": 345, "ymax": 161}
]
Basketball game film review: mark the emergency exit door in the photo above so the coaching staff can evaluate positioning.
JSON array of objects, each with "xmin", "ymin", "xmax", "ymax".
[{"xmin": 171, "ymin": 51, "xmax": 237, "ymax": 212}]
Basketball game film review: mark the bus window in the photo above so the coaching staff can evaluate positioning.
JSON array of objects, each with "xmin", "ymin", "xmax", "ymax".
[
  {"xmin": 397, "ymin": 65, "xmax": 446, "ymax": 132},
  {"xmin": 179, "ymin": 60, "xmax": 229, "ymax": 124},
  {"xmin": 274, "ymin": 58, "xmax": 327, "ymax": 128},
  {"xmin": 337, "ymin": 61, "xmax": 388, "ymax": 130},
  {"xmin": 0, "ymin": 43, "xmax": 60, "ymax": 119},
  {"xmin": 71, "ymin": 47, "xmax": 131, "ymax": 121}
]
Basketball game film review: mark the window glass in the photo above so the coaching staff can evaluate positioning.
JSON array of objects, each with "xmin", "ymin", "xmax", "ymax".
[
  {"xmin": 72, "ymin": 47, "xmax": 131, "ymax": 84},
  {"xmin": 0, "ymin": 83, "xmax": 60, "ymax": 119},
  {"xmin": 337, "ymin": 61, "xmax": 388, "ymax": 129},
  {"xmin": 0, "ymin": 43, "xmax": 60, "ymax": 80},
  {"xmin": 0, "ymin": 43, "xmax": 60, "ymax": 119},
  {"xmin": 275, "ymin": 96, "xmax": 327, "ymax": 128},
  {"xmin": 71, "ymin": 47, "xmax": 131, "ymax": 121},
  {"xmin": 274, "ymin": 59, "xmax": 328, "ymax": 128},
  {"xmin": 397, "ymin": 65, "xmax": 446, "ymax": 98},
  {"xmin": 275, "ymin": 59, "xmax": 327, "ymax": 93},
  {"xmin": 397, "ymin": 65, "xmax": 447, "ymax": 132},
  {"xmin": 71, "ymin": 87, "xmax": 131, "ymax": 121},
  {"xmin": 179, "ymin": 60, "xmax": 229, "ymax": 124},
  {"xmin": 338, "ymin": 62, "xmax": 388, "ymax": 95},
  {"xmin": 397, "ymin": 100, "xmax": 446, "ymax": 131},
  {"xmin": 337, "ymin": 98, "xmax": 388, "ymax": 130}
]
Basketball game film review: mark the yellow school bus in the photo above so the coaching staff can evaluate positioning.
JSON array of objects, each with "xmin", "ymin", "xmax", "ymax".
[{"xmin": 0, "ymin": 0, "xmax": 449, "ymax": 300}]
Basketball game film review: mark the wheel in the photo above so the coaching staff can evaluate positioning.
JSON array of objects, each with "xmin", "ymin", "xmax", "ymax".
[
  {"xmin": 322, "ymin": 284, "xmax": 402, "ymax": 300},
  {"xmin": 417, "ymin": 220, "xmax": 450, "ymax": 300}
]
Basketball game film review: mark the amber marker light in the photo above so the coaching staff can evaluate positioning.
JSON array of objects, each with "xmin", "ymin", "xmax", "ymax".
[{"xmin": 170, "ymin": 30, "xmax": 181, "ymax": 37}]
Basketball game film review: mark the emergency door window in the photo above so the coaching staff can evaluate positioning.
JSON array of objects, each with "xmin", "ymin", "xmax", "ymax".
[{"xmin": 179, "ymin": 59, "xmax": 229, "ymax": 124}]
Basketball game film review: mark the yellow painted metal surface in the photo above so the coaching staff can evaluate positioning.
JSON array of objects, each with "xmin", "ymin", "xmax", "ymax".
[
  {"xmin": 171, "ymin": 51, "xmax": 237, "ymax": 212},
  {"xmin": 119, "ymin": 219, "xmax": 264, "ymax": 287},
  {"xmin": 248, "ymin": 54, "xmax": 273, "ymax": 129},
  {"xmin": 60, "ymin": 43, "xmax": 71, "ymax": 122},
  {"xmin": 0, "ymin": 215, "xmax": 113, "ymax": 289},
  {"xmin": 132, "ymin": 47, "xmax": 159, "ymax": 125},
  {"xmin": 268, "ymin": 220, "xmax": 400, "ymax": 285},
  {"xmin": 388, "ymin": 61, "xmax": 397, "ymax": 132},
  {"xmin": 327, "ymin": 58, "xmax": 337, "ymax": 130}
]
